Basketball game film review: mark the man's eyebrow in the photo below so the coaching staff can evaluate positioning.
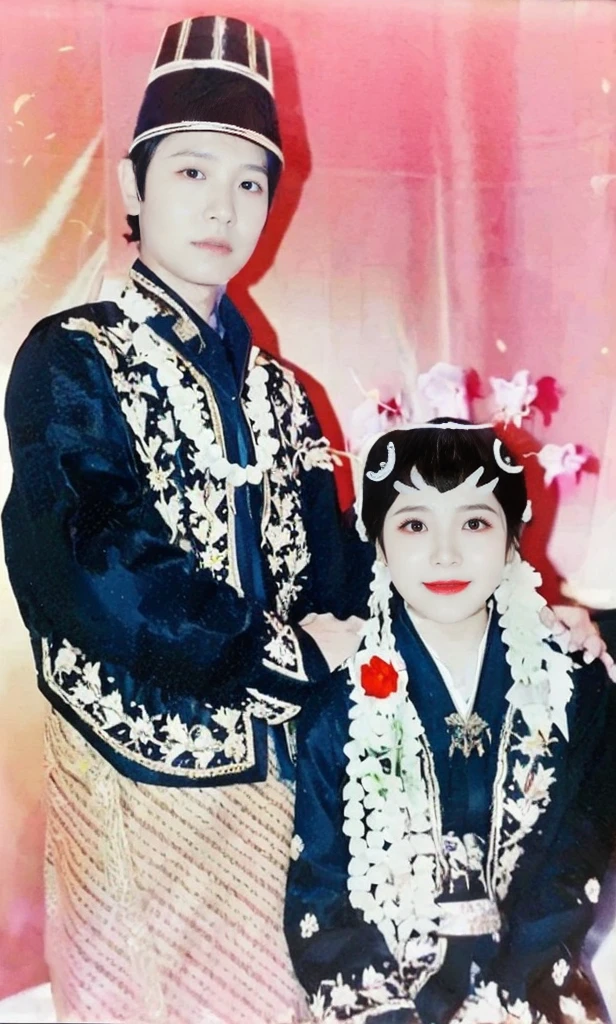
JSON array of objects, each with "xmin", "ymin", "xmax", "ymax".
[{"xmin": 166, "ymin": 149, "xmax": 267, "ymax": 173}]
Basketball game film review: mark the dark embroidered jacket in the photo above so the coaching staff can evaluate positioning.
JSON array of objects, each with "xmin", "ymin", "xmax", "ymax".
[
  {"xmin": 285, "ymin": 601, "xmax": 616, "ymax": 1023},
  {"xmin": 2, "ymin": 261, "xmax": 370, "ymax": 786}
]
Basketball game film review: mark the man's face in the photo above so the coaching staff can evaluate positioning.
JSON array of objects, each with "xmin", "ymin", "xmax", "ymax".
[
  {"xmin": 380, "ymin": 474, "xmax": 509, "ymax": 626},
  {"xmin": 121, "ymin": 130, "xmax": 270, "ymax": 294}
]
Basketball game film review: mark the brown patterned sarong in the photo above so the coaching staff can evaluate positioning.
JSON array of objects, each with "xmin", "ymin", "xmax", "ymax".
[{"xmin": 43, "ymin": 709, "xmax": 307, "ymax": 1024}]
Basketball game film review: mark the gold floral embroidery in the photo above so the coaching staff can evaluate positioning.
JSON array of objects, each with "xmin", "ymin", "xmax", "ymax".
[
  {"xmin": 487, "ymin": 709, "xmax": 559, "ymax": 902},
  {"xmin": 63, "ymin": 281, "xmax": 325, "ymax": 701},
  {"xmin": 41, "ymin": 637, "xmax": 256, "ymax": 780}
]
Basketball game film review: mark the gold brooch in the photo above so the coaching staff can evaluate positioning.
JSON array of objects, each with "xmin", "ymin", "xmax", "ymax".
[{"xmin": 444, "ymin": 712, "xmax": 491, "ymax": 759}]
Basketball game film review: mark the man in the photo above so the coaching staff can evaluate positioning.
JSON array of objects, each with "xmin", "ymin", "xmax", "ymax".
[{"xmin": 2, "ymin": 16, "xmax": 364, "ymax": 1024}]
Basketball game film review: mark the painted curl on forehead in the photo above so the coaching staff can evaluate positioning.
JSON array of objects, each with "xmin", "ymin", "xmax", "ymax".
[{"xmin": 394, "ymin": 464, "xmax": 498, "ymax": 498}]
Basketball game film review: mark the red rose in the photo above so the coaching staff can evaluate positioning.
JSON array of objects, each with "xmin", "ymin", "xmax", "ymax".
[{"xmin": 360, "ymin": 656, "xmax": 398, "ymax": 699}]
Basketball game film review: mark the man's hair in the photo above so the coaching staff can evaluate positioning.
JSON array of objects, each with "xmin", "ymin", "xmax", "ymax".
[
  {"xmin": 361, "ymin": 418, "xmax": 527, "ymax": 547},
  {"xmin": 124, "ymin": 137, "xmax": 163, "ymax": 243},
  {"xmin": 124, "ymin": 132, "xmax": 282, "ymax": 244}
]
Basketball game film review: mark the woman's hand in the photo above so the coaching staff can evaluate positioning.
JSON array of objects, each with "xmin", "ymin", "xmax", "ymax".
[
  {"xmin": 540, "ymin": 605, "xmax": 616, "ymax": 681},
  {"xmin": 300, "ymin": 612, "xmax": 365, "ymax": 672}
]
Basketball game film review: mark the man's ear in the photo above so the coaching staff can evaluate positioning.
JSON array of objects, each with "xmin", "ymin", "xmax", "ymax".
[{"xmin": 118, "ymin": 158, "xmax": 141, "ymax": 216}]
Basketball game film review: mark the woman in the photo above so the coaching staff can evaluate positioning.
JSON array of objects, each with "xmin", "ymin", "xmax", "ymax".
[{"xmin": 285, "ymin": 421, "xmax": 616, "ymax": 1024}]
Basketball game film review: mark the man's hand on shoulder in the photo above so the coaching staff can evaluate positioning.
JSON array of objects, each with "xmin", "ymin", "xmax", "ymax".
[
  {"xmin": 300, "ymin": 612, "xmax": 365, "ymax": 672},
  {"xmin": 541, "ymin": 604, "xmax": 616, "ymax": 681}
]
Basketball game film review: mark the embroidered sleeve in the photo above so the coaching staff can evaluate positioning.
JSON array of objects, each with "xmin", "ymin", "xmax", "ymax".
[
  {"xmin": 2, "ymin": 319, "xmax": 328, "ymax": 736},
  {"xmin": 40, "ymin": 637, "xmax": 255, "ymax": 782}
]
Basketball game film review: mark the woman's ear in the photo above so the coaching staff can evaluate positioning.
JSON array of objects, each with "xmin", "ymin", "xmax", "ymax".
[
  {"xmin": 505, "ymin": 538, "xmax": 520, "ymax": 564},
  {"xmin": 118, "ymin": 158, "xmax": 141, "ymax": 216}
]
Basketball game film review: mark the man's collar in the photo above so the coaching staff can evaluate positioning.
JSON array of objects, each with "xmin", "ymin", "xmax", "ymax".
[{"xmin": 126, "ymin": 259, "xmax": 226, "ymax": 344}]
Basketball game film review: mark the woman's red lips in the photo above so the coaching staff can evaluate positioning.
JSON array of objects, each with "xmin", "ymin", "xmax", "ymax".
[
  {"xmin": 192, "ymin": 239, "xmax": 232, "ymax": 253},
  {"xmin": 423, "ymin": 580, "xmax": 470, "ymax": 595}
]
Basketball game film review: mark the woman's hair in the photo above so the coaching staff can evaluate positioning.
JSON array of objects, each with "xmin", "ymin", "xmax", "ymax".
[
  {"xmin": 361, "ymin": 418, "xmax": 527, "ymax": 547},
  {"xmin": 124, "ymin": 130, "xmax": 282, "ymax": 244}
]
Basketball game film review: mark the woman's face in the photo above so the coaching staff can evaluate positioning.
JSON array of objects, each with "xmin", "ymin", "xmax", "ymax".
[{"xmin": 380, "ymin": 473, "xmax": 510, "ymax": 626}]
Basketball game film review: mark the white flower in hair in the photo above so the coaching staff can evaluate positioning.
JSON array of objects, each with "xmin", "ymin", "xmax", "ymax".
[
  {"xmin": 415, "ymin": 362, "xmax": 470, "ymax": 420},
  {"xmin": 537, "ymin": 443, "xmax": 588, "ymax": 487},
  {"xmin": 490, "ymin": 370, "xmax": 538, "ymax": 426}
]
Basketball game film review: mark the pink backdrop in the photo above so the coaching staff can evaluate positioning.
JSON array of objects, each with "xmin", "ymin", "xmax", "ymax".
[{"xmin": 1, "ymin": 0, "xmax": 616, "ymax": 1008}]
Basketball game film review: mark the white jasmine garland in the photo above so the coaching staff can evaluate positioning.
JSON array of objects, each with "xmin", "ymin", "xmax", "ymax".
[
  {"xmin": 343, "ymin": 560, "xmax": 443, "ymax": 963},
  {"xmin": 495, "ymin": 553, "xmax": 574, "ymax": 741},
  {"xmin": 116, "ymin": 289, "xmax": 280, "ymax": 487},
  {"xmin": 343, "ymin": 550, "xmax": 576, "ymax": 972}
]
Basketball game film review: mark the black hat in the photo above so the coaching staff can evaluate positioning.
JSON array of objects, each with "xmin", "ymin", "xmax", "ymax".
[{"xmin": 130, "ymin": 15, "xmax": 283, "ymax": 164}]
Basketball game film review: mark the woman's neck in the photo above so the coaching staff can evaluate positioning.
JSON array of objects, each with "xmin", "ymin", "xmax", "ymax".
[{"xmin": 406, "ymin": 604, "xmax": 489, "ymax": 679}]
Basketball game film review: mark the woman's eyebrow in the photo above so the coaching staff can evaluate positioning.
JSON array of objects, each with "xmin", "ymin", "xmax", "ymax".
[
  {"xmin": 393, "ymin": 505, "xmax": 431, "ymax": 514},
  {"xmin": 458, "ymin": 503, "xmax": 498, "ymax": 513}
]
